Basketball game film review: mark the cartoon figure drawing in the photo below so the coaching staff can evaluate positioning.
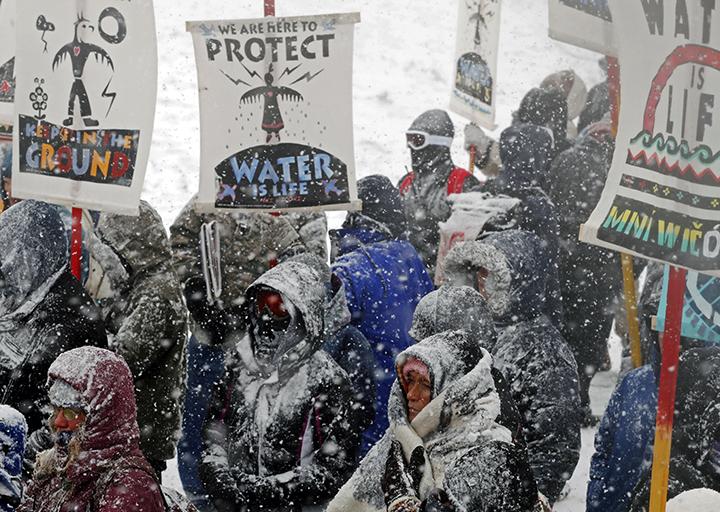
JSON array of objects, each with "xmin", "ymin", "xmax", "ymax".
[
  {"xmin": 468, "ymin": 0, "xmax": 497, "ymax": 49},
  {"xmin": 53, "ymin": 13, "xmax": 114, "ymax": 127},
  {"xmin": 240, "ymin": 64, "xmax": 303, "ymax": 143}
]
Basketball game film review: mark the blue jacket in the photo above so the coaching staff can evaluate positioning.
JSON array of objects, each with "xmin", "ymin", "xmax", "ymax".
[
  {"xmin": 0, "ymin": 405, "xmax": 27, "ymax": 512},
  {"xmin": 587, "ymin": 365, "xmax": 658, "ymax": 512},
  {"xmin": 331, "ymin": 228, "xmax": 434, "ymax": 453}
]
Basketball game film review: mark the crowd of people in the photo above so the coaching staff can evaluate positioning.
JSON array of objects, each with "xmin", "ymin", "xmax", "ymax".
[{"xmin": 1, "ymin": 63, "xmax": 719, "ymax": 512}]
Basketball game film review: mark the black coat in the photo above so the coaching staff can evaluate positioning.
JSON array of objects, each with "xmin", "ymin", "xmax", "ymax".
[
  {"xmin": 0, "ymin": 202, "xmax": 107, "ymax": 433},
  {"xmin": 443, "ymin": 231, "xmax": 582, "ymax": 504}
]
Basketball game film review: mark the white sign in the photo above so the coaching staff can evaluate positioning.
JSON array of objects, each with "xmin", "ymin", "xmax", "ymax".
[
  {"xmin": 581, "ymin": 0, "xmax": 720, "ymax": 275},
  {"xmin": 12, "ymin": 0, "xmax": 158, "ymax": 215},
  {"xmin": 187, "ymin": 13, "xmax": 361, "ymax": 212},
  {"xmin": 0, "ymin": 0, "xmax": 17, "ymax": 123},
  {"xmin": 548, "ymin": 0, "xmax": 615, "ymax": 55},
  {"xmin": 450, "ymin": 0, "xmax": 502, "ymax": 130}
]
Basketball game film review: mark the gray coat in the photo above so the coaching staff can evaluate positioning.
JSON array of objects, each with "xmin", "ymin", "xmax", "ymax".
[{"xmin": 86, "ymin": 201, "xmax": 187, "ymax": 462}]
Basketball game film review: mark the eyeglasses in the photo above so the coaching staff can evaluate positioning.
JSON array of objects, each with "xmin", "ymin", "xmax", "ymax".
[
  {"xmin": 54, "ymin": 407, "xmax": 83, "ymax": 422},
  {"xmin": 255, "ymin": 289, "xmax": 289, "ymax": 321},
  {"xmin": 406, "ymin": 131, "xmax": 453, "ymax": 151}
]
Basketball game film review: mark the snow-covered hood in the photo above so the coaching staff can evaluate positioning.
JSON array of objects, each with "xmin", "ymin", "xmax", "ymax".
[
  {"xmin": 328, "ymin": 330, "xmax": 511, "ymax": 512},
  {"xmin": 444, "ymin": 230, "xmax": 549, "ymax": 325},
  {"xmin": 243, "ymin": 254, "xmax": 330, "ymax": 375},
  {"xmin": 497, "ymin": 123, "xmax": 554, "ymax": 191},
  {"xmin": 409, "ymin": 286, "xmax": 497, "ymax": 352},
  {"xmin": 46, "ymin": 347, "xmax": 141, "ymax": 479},
  {"xmin": 0, "ymin": 201, "xmax": 67, "ymax": 325}
]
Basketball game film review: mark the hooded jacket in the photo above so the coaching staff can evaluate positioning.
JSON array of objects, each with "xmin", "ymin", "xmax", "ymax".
[
  {"xmin": 0, "ymin": 201, "xmax": 107, "ymax": 433},
  {"xmin": 20, "ymin": 347, "xmax": 164, "ymax": 512},
  {"xmin": 514, "ymin": 87, "xmax": 572, "ymax": 157},
  {"xmin": 0, "ymin": 406, "xmax": 26, "ymax": 512},
  {"xmin": 170, "ymin": 197, "xmax": 326, "ymax": 345},
  {"xmin": 398, "ymin": 110, "xmax": 479, "ymax": 275},
  {"xmin": 481, "ymin": 124, "xmax": 563, "ymax": 327},
  {"xmin": 327, "ymin": 330, "xmax": 534, "ymax": 512},
  {"xmin": 200, "ymin": 256, "xmax": 359, "ymax": 512},
  {"xmin": 630, "ymin": 347, "xmax": 720, "ymax": 511},
  {"xmin": 85, "ymin": 201, "xmax": 187, "ymax": 463},
  {"xmin": 443, "ymin": 231, "xmax": 581, "ymax": 504},
  {"xmin": 332, "ymin": 227, "xmax": 434, "ymax": 453}
]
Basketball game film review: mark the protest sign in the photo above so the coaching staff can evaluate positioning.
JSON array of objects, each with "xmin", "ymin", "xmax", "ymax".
[
  {"xmin": 450, "ymin": 0, "xmax": 502, "ymax": 129},
  {"xmin": 12, "ymin": 0, "xmax": 157, "ymax": 215},
  {"xmin": 548, "ymin": 0, "xmax": 615, "ymax": 55},
  {"xmin": 656, "ymin": 266, "xmax": 720, "ymax": 345},
  {"xmin": 0, "ymin": 0, "xmax": 17, "ymax": 124},
  {"xmin": 187, "ymin": 13, "xmax": 361, "ymax": 212},
  {"xmin": 580, "ymin": 1, "xmax": 720, "ymax": 276}
]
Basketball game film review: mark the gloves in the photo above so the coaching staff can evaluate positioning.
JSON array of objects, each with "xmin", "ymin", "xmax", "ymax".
[
  {"xmin": 183, "ymin": 277, "xmax": 231, "ymax": 345},
  {"xmin": 23, "ymin": 427, "xmax": 54, "ymax": 478},
  {"xmin": 464, "ymin": 123, "xmax": 492, "ymax": 153},
  {"xmin": 383, "ymin": 441, "xmax": 425, "ymax": 511}
]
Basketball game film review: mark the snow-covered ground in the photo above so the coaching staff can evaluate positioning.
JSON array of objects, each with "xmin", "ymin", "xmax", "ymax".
[{"xmin": 150, "ymin": 0, "xmax": 618, "ymax": 508}]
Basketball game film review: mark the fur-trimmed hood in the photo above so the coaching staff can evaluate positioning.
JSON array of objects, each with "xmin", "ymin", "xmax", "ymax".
[{"xmin": 444, "ymin": 230, "xmax": 550, "ymax": 326}]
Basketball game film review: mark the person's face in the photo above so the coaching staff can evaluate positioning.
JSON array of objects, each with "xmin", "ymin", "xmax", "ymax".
[
  {"xmin": 476, "ymin": 267, "xmax": 490, "ymax": 300},
  {"xmin": 405, "ymin": 371, "xmax": 432, "ymax": 422},
  {"xmin": 52, "ymin": 407, "xmax": 86, "ymax": 434}
]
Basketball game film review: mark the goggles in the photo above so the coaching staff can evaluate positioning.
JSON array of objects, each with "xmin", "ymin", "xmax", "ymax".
[
  {"xmin": 255, "ymin": 289, "xmax": 289, "ymax": 321},
  {"xmin": 54, "ymin": 407, "xmax": 83, "ymax": 422},
  {"xmin": 406, "ymin": 130, "xmax": 453, "ymax": 151}
]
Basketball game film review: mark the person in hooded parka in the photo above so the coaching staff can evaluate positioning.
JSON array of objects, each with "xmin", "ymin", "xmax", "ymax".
[
  {"xmin": 578, "ymin": 82, "xmax": 610, "ymax": 135},
  {"xmin": 406, "ymin": 286, "xmax": 525, "ymax": 445},
  {"xmin": 331, "ymin": 175, "xmax": 434, "ymax": 454},
  {"xmin": 397, "ymin": 110, "xmax": 479, "ymax": 277},
  {"xmin": 587, "ymin": 262, "xmax": 710, "ymax": 512},
  {"xmin": 629, "ymin": 347, "xmax": 720, "ymax": 511},
  {"xmin": 442, "ymin": 230, "xmax": 581, "ymax": 505},
  {"xmin": 479, "ymin": 123, "xmax": 564, "ymax": 328},
  {"xmin": 0, "ymin": 201, "xmax": 107, "ymax": 435},
  {"xmin": 327, "ymin": 330, "xmax": 539, "ymax": 512},
  {"xmin": 513, "ymin": 87, "xmax": 572, "ymax": 160},
  {"xmin": 20, "ymin": 347, "xmax": 165, "ymax": 512},
  {"xmin": 171, "ymin": 200, "xmax": 326, "ymax": 507},
  {"xmin": 0, "ymin": 405, "xmax": 26, "ymax": 512},
  {"xmin": 549, "ymin": 120, "xmax": 623, "ymax": 422},
  {"xmin": 199, "ymin": 255, "xmax": 361, "ymax": 512},
  {"xmin": 79, "ymin": 200, "xmax": 187, "ymax": 477}
]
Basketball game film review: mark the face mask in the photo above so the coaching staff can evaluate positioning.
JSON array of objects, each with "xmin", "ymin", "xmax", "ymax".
[{"xmin": 252, "ymin": 290, "xmax": 306, "ymax": 369}]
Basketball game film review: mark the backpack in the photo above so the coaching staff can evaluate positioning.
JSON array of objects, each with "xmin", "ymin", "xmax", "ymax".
[
  {"xmin": 95, "ymin": 458, "xmax": 198, "ymax": 512},
  {"xmin": 399, "ymin": 168, "xmax": 473, "ymax": 196}
]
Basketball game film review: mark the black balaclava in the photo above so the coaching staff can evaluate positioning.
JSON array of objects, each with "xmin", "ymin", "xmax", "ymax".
[
  {"xmin": 250, "ymin": 286, "xmax": 307, "ymax": 371},
  {"xmin": 343, "ymin": 174, "xmax": 407, "ymax": 239},
  {"xmin": 515, "ymin": 87, "xmax": 569, "ymax": 147},
  {"xmin": 408, "ymin": 109, "xmax": 455, "ymax": 175}
]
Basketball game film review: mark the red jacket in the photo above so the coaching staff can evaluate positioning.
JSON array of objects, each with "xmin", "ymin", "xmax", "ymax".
[{"xmin": 20, "ymin": 347, "xmax": 164, "ymax": 512}]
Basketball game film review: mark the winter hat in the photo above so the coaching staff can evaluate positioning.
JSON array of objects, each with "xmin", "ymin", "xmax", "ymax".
[
  {"xmin": 409, "ymin": 109, "xmax": 455, "ymax": 138},
  {"xmin": 541, "ymin": 69, "xmax": 588, "ymax": 121},
  {"xmin": 400, "ymin": 357, "xmax": 431, "ymax": 388},
  {"xmin": 344, "ymin": 175, "xmax": 407, "ymax": 238},
  {"xmin": 0, "ymin": 404, "xmax": 27, "ymax": 476},
  {"xmin": 48, "ymin": 379, "xmax": 87, "ymax": 410},
  {"xmin": 515, "ymin": 87, "xmax": 568, "ymax": 145}
]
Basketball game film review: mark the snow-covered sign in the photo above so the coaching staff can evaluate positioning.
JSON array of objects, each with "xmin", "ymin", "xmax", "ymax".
[
  {"xmin": 187, "ymin": 13, "xmax": 361, "ymax": 212},
  {"xmin": 12, "ymin": 1, "xmax": 157, "ymax": 215},
  {"xmin": 657, "ymin": 267, "xmax": 720, "ymax": 345},
  {"xmin": 580, "ymin": 0, "xmax": 720, "ymax": 275},
  {"xmin": 450, "ymin": 0, "xmax": 501, "ymax": 130},
  {"xmin": 548, "ymin": 0, "xmax": 615, "ymax": 55},
  {"xmin": 0, "ymin": 0, "xmax": 17, "ymax": 123}
]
